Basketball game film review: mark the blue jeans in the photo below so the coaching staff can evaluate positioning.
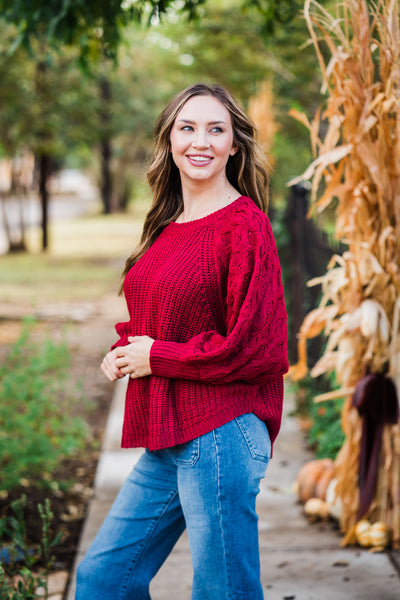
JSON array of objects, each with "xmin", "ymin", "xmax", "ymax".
[{"xmin": 75, "ymin": 413, "xmax": 271, "ymax": 600}]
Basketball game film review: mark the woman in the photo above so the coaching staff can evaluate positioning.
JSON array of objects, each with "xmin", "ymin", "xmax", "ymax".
[{"xmin": 76, "ymin": 83, "xmax": 288, "ymax": 600}]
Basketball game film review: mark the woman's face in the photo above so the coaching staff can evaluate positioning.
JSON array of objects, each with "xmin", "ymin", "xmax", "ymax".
[{"xmin": 169, "ymin": 95, "xmax": 237, "ymax": 187}]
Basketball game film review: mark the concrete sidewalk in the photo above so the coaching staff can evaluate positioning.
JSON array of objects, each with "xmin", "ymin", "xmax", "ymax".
[{"xmin": 66, "ymin": 378, "xmax": 400, "ymax": 600}]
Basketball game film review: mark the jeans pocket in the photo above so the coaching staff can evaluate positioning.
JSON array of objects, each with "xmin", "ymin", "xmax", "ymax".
[
  {"xmin": 173, "ymin": 437, "xmax": 200, "ymax": 466},
  {"xmin": 234, "ymin": 413, "xmax": 271, "ymax": 462}
]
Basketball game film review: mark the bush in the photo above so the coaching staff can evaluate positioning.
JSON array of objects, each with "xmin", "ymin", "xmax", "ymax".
[
  {"xmin": 0, "ymin": 319, "xmax": 88, "ymax": 493},
  {"xmin": 293, "ymin": 374, "xmax": 345, "ymax": 461},
  {"xmin": 0, "ymin": 495, "xmax": 61, "ymax": 599},
  {"xmin": 308, "ymin": 397, "xmax": 345, "ymax": 460}
]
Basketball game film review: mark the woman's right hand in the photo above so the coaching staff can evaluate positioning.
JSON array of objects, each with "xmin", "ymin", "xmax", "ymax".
[{"xmin": 101, "ymin": 348, "xmax": 126, "ymax": 381}]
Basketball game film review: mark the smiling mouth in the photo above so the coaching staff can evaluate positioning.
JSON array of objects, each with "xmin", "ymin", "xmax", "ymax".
[{"xmin": 186, "ymin": 155, "xmax": 213, "ymax": 163}]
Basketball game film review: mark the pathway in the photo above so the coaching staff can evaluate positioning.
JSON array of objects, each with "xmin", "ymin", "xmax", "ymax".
[{"xmin": 66, "ymin": 378, "xmax": 400, "ymax": 599}]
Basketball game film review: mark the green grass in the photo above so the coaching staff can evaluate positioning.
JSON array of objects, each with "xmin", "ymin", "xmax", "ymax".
[
  {"xmin": 26, "ymin": 212, "xmax": 145, "ymax": 258},
  {"xmin": 0, "ymin": 254, "xmax": 121, "ymax": 303},
  {"xmin": 0, "ymin": 210, "xmax": 147, "ymax": 304}
]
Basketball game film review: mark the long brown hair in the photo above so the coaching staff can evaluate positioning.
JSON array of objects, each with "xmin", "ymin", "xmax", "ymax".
[{"xmin": 121, "ymin": 83, "xmax": 270, "ymax": 285}]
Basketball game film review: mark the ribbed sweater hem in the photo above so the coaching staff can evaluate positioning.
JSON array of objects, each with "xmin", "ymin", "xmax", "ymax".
[{"xmin": 121, "ymin": 384, "xmax": 282, "ymax": 454}]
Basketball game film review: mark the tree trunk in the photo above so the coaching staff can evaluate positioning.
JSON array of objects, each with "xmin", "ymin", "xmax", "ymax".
[
  {"xmin": 0, "ymin": 194, "xmax": 27, "ymax": 253},
  {"xmin": 39, "ymin": 153, "xmax": 50, "ymax": 251},
  {"xmin": 0, "ymin": 194, "xmax": 12, "ymax": 252},
  {"xmin": 16, "ymin": 193, "xmax": 27, "ymax": 251},
  {"xmin": 35, "ymin": 59, "xmax": 52, "ymax": 252},
  {"xmin": 99, "ymin": 76, "xmax": 113, "ymax": 214}
]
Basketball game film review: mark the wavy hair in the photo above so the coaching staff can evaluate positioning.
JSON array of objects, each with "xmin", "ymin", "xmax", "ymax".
[{"xmin": 121, "ymin": 83, "xmax": 270, "ymax": 283}]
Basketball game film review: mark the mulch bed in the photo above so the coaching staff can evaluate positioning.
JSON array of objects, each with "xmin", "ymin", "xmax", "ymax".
[{"xmin": 0, "ymin": 446, "xmax": 101, "ymax": 572}]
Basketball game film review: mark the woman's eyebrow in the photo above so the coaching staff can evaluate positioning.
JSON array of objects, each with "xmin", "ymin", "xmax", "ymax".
[{"xmin": 177, "ymin": 119, "xmax": 226, "ymax": 125}]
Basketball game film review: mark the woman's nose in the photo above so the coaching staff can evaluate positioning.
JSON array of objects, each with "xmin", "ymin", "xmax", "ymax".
[{"xmin": 192, "ymin": 129, "xmax": 210, "ymax": 149}]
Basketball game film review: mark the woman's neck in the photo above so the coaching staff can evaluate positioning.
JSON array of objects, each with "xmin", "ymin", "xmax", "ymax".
[{"xmin": 177, "ymin": 180, "xmax": 240, "ymax": 223}]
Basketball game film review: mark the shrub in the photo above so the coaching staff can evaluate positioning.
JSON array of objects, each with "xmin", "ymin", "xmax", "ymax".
[
  {"xmin": 293, "ymin": 374, "xmax": 345, "ymax": 461},
  {"xmin": 0, "ymin": 495, "xmax": 61, "ymax": 599},
  {"xmin": 308, "ymin": 397, "xmax": 345, "ymax": 460},
  {"xmin": 0, "ymin": 319, "xmax": 88, "ymax": 492}
]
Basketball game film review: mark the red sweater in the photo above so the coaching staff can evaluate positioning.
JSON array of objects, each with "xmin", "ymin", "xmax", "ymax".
[{"xmin": 112, "ymin": 196, "xmax": 288, "ymax": 451}]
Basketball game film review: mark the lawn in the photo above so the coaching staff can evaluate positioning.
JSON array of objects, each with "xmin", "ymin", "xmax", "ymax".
[{"xmin": 0, "ymin": 208, "xmax": 147, "ymax": 307}]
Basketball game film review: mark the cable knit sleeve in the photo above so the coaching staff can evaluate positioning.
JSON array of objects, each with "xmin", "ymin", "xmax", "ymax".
[{"xmin": 149, "ymin": 210, "xmax": 288, "ymax": 384}]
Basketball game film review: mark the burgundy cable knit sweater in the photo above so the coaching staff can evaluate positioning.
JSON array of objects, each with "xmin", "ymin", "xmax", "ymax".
[{"xmin": 112, "ymin": 196, "xmax": 288, "ymax": 451}]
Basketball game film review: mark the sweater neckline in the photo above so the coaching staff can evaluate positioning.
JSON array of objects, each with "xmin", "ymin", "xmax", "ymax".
[{"xmin": 165, "ymin": 196, "xmax": 246, "ymax": 232}]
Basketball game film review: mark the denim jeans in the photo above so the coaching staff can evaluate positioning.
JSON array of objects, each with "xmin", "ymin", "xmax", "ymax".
[{"xmin": 75, "ymin": 413, "xmax": 271, "ymax": 600}]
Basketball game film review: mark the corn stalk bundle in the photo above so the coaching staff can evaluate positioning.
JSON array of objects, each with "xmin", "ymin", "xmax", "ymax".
[
  {"xmin": 248, "ymin": 80, "xmax": 277, "ymax": 165},
  {"xmin": 289, "ymin": 0, "xmax": 400, "ymax": 546}
]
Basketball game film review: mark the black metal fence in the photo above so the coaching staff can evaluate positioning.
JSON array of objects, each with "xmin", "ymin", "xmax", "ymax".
[{"xmin": 279, "ymin": 183, "xmax": 345, "ymax": 365}]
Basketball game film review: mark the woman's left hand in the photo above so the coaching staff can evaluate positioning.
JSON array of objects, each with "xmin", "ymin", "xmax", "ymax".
[{"xmin": 115, "ymin": 335, "xmax": 154, "ymax": 379}]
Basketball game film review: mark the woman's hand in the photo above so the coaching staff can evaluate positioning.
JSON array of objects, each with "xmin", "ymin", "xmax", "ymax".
[
  {"xmin": 115, "ymin": 335, "xmax": 154, "ymax": 379},
  {"xmin": 101, "ymin": 348, "xmax": 126, "ymax": 382},
  {"xmin": 101, "ymin": 336, "xmax": 154, "ymax": 381}
]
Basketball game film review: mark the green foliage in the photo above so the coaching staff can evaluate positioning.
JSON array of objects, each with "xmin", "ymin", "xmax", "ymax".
[
  {"xmin": 308, "ymin": 397, "xmax": 345, "ymax": 461},
  {"xmin": 0, "ymin": 495, "xmax": 61, "ymax": 599},
  {"xmin": 0, "ymin": 0, "xmax": 206, "ymax": 66},
  {"xmin": 293, "ymin": 374, "xmax": 345, "ymax": 461},
  {"xmin": 0, "ymin": 319, "xmax": 88, "ymax": 493},
  {"xmin": 263, "ymin": 17, "xmax": 322, "ymax": 195},
  {"xmin": 244, "ymin": 0, "xmax": 301, "ymax": 32},
  {"xmin": 157, "ymin": 5, "xmax": 271, "ymax": 101},
  {"xmin": 0, "ymin": 30, "xmax": 98, "ymax": 159},
  {"xmin": 0, "ymin": 1, "xmax": 301, "ymax": 68}
]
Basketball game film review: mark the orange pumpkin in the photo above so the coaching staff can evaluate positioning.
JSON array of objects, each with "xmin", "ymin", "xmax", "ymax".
[
  {"xmin": 296, "ymin": 458, "xmax": 334, "ymax": 503},
  {"xmin": 314, "ymin": 462, "xmax": 335, "ymax": 500},
  {"xmin": 369, "ymin": 522, "xmax": 390, "ymax": 548}
]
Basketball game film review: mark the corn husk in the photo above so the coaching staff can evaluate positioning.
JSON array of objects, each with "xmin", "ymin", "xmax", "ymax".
[
  {"xmin": 248, "ymin": 79, "xmax": 277, "ymax": 164},
  {"xmin": 289, "ymin": 0, "xmax": 400, "ymax": 547}
]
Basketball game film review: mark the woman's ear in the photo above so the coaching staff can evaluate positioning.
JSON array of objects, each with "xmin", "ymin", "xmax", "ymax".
[{"xmin": 229, "ymin": 145, "xmax": 238, "ymax": 156}]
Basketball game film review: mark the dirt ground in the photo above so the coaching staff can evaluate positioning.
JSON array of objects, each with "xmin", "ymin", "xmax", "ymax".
[{"xmin": 0, "ymin": 291, "xmax": 128, "ymax": 574}]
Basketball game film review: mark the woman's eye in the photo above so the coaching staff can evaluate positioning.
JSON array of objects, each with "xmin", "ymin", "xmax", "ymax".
[
  {"xmin": 181, "ymin": 126, "xmax": 193, "ymax": 131},
  {"xmin": 211, "ymin": 127, "xmax": 223, "ymax": 133}
]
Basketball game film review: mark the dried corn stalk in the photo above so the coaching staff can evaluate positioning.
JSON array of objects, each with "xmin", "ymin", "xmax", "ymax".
[
  {"xmin": 248, "ymin": 80, "xmax": 277, "ymax": 164},
  {"xmin": 289, "ymin": 0, "xmax": 400, "ymax": 546}
]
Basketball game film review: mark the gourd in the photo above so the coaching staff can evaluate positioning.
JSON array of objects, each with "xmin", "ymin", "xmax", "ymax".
[
  {"xmin": 355, "ymin": 520, "xmax": 371, "ymax": 547},
  {"xmin": 369, "ymin": 522, "xmax": 389, "ymax": 548},
  {"xmin": 296, "ymin": 458, "xmax": 334, "ymax": 503},
  {"xmin": 354, "ymin": 520, "xmax": 390, "ymax": 548},
  {"xmin": 304, "ymin": 497, "xmax": 330, "ymax": 520}
]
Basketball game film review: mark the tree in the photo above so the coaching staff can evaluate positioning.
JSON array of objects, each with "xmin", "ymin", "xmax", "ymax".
[
  {"xmin": 0, "ymin": 34, "xmax": 98, "ymax": 251},
  {"xmin": 0, "ymin": 1, "xmax": 301, "ymax": 65},
  {"xmin": 0, "ymin": 0, "xmax": 302, "ymax": 248}
]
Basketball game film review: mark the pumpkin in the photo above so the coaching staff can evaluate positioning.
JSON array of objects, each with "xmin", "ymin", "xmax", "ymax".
[
  {"xmin": 355, "ymin": 520, "xmax": 371, "ymax": 547},
  {"xmin": 304, "ymin": 497, "xmax": 330, "ymax": 520},
  {"xmin": 296, "ymin": 458, "xmax": 334, "ymax": 503},
  {"xmin": 369, "ymin": 522, "xmax": 390, "ymax": 548},
  {"xmin": 314, "ymin": 462, "xmax": 335, "ymax": 500}
]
